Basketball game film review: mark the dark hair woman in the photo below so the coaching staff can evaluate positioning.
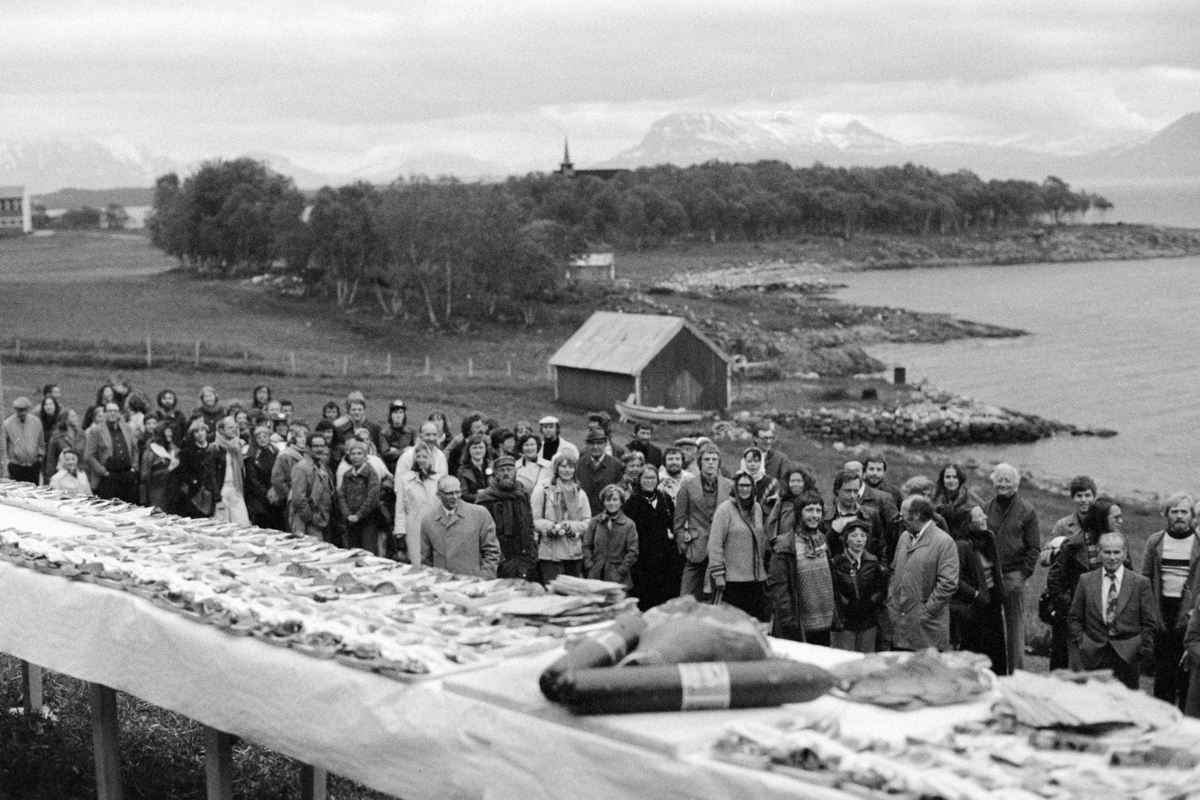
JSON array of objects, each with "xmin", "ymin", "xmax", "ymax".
[
  {"xmin": 37, "ymin": 395, "xmax": 64, "ymax": 481},
  {"xmin": 950, "ymin": 506, "xmax": 1008, "ymax": 675},
  {"xmin": 933, "ymin": 462, "xmax": 985, "ymax": 538},
  {"xmin": 176, "ymin": 419, "xmax": 217, "ymax": 518},
  {"xmin": 455, "ymin": 433, "xmax": 491, "ymax": 503},
  {"xmin": 245, "ymin": 425, "xmax": 283, "ymax": 530},
  {"xmin": 82, "ymin": 384, "xmax": 117, "ymax": 430},
  {"xmin": 623, "ymin": 465, "xmax": 682, "ymax": 610},
  {"xmin": 765, "ymin": 489, "xmax": 837, "ymax": 644},
  {"xmin": 140, "ymin": 424, "xmax": 180, "ymax": 514},
  {"xmin": 251, "ymin": 384, "xmax": 272, "ymax": 411}
]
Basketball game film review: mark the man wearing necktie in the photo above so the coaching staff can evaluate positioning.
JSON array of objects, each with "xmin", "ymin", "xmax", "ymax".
[{"xmin": 1068, "ymin": 532, "xmax": 1160, "ymax": 689}]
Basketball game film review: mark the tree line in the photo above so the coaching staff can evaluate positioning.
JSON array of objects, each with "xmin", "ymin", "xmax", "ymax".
[{"xmin": 145, "ymin": 157, "xmax": 1109, "ymax": 326}]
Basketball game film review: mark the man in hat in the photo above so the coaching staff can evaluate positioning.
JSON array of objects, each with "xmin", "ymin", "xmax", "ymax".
[
  {"xmin": 674, "ymin": 437, "xmax": 699, "ymax": 476},
  {"xmin": 475, "ymin": 455, "xmax": 538, "ymax": 581},
  {"xmin": 538, "ymin": 415, "xmax": 578, "ymax": 463},
  {"xmin": 577, "ymin": 429, "xmax": 623, "ymax": 515},
  {"xmin": 2, "ymin": 396, "xmax": 44, "ymax": 484}
]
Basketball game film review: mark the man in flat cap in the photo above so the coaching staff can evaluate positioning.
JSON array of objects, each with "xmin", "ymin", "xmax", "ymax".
[
  {"xmin": 2, "ymin": 397, "xmax": 44, "ymax": 484},
  {"xmin": 577, "ymin": 429, "xmax": 623, "ymax": 515}
]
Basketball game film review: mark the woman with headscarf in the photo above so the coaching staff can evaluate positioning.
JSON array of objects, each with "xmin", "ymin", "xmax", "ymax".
[
  {"xmin": 624, "ymin": 465, "xmax": 682, "ymax": 610},
  {"xmin": 709, "ymin": 471, "xmax": 769, "ymax": 621},
  {"xmin": 531, "ymin": 451, "xmax": 590, "ymax": 582},
  {"xmin": 394, "ymin": 441, "xmax": 441, "ymax": 563},
  {"xmin": 739, "ymin": 446, "xmax": 780, "ymax": 512},
  {"xmin": 377, "ymin": 400, "xmax": 414, "ymax": 475},
  {"xmin": 765, "ymin": 489, "xmax": 838, "ymax": 644},
  {"xmin": 951, "ymin": 506, "xmax": 1008, "ymax": 674},
  {"xmin": 244, "ymin": 425, "xmax": 282, "ymax": 530},
  {"xmin": 338, "ymin": 439, "xmax": 382, "ymax": 554},
  {"xmin": 140, "ymin": 424, "xmax": 180, "ymax": 513},
  {"xmin": 583, "ymin": 484, "xmax": 638, "ymax": 588},
  {"xmin": 212, "ymin": 415, "xmax": 250, "ymax": 528},
  {"xmin": 46, "ymin": 410, "xmax": 88, "ymax": 485}
]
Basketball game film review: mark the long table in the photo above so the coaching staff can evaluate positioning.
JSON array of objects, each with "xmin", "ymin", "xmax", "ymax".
[{"xmin": 0, "ymin": 503, "xmax": 986, "ymax": 800}]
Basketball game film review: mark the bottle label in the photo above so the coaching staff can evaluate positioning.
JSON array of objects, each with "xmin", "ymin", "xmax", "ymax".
[{"xmin": 678, "ymin": 662, "xmax": 732, "ymax": 710}]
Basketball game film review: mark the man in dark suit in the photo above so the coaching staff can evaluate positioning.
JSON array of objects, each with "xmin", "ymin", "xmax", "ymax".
[{"xmin": 1068, "ymin": 532, "xmax": 1161, "ymax": 689}]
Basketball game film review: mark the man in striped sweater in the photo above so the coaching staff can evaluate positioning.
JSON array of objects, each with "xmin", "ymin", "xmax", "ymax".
[{"xmin": 1142, "ymin": 493, "xmax": 1200, "ymax": 710}]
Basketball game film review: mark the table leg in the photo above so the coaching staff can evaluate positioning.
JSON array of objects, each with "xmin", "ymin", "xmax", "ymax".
[
  {"xmin": 20, "ymin": 660, "xmax": 43, "ymax": 713},
  {"xmin": 203, "ymin": 725, "xmax": 234, "ymax": 800},
  {"xmin": 299, "ymin": 762, "xmax": 328, "ymax": 800},
  {"xmin": 88, "ymin": 682, "xmax": 123, "ymax": 800}
]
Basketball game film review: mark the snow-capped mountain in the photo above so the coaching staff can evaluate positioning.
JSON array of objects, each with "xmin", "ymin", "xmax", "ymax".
[{"xmin": 0, "ymin": 140, "xmax": 175, "ymax": 194}]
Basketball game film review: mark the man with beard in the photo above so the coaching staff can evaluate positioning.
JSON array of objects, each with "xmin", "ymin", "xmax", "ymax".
[
  {"xmin": 1141, "ymin": 493, "xmax": 1200, "ymax": 709},
  {"xmin": 475, "ymin": 455, "xmax": 538, "ymax": 581},
  {"xmin": 863, "ymin": 453, "xmax": 903, "ymax": 509},
  {"xmin": 657, "ymin": 447, "xmax": 686, "ymax": 500},
  {"xmin": 577, "ymin": 430, "xmax": 624, "ymax": 516},
  {"xmin": 537, "ymin": 415, "xmax": 578, "ymax": 463},
  {"xmin": 154, "ymin": 389, "xmax": 188, "ymax": 446},
  {"xmin": 626, "ymin": 421, "xmax": 663, "ymax": 469}
]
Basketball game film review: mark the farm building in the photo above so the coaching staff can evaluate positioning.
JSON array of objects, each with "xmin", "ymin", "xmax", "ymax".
[
  {"xmin": 0, "ymin": 186, "xmax": 33, "ymax": 235},
  {"xmin": 549, "ymin": 311, "xmax": 731, "ymax": 412}
]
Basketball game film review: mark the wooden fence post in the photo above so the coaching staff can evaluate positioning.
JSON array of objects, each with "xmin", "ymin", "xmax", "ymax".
[
  {"xmin": 385, "ymin": 353, "xmax": 392, "ymax": 375},
  {"xmin": 342, "ymin": 356, "xmax": 348, "ymax": 376},
  {"xmin": 290, "ymin": 352, "xmax": 297, "ymax": 375},
  {"xmin": 468, "ymin": 358, "xmax": 474, "ymax": 378},
  {"xmin": 14, "ymin": 339, "xmax": 20, "ymax": 358},
  {"xmin": 145, "ymin": 336, "xmax": 152, "ymax": 369},
  {"xmin": 194, "ymin": 340, "xmax": 201, "ymax": 368},
  {"xmin": 424, "ymin": 356, "xmax": 430, "ymax": 376}
]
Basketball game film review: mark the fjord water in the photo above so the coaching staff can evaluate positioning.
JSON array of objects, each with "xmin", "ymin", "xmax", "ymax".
[{"xmin": 835, "ymin": 254, "xmax": 1200, "ymax": 498}]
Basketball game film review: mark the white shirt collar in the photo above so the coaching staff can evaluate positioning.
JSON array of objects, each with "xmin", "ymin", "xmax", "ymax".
[{"xmin": 1104, "ymin": 564, "xmax": 1125, "ymax": 585}]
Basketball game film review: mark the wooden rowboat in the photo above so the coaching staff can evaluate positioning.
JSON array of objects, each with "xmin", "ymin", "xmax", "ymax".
[{"xmin": 615, "ymin": 394, "xmax": 707, "ymax": 425}]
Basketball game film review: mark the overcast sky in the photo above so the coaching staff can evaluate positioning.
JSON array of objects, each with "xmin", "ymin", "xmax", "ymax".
[{"xmin": 3, "ymin": 0, "xmax": 1198, "ymax": 173}]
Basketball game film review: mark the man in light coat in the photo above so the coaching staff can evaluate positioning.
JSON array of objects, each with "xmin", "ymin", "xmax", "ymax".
[
  {"xmin": 420, "ymin": 476, "xmax": 501, "ymax": 578},
  {"xmin": 674, "ymin": 444, "xmax": 733, "ymax": 599},
  {"xmin": 888, "ymin": 495, "xmax": 959, "ymax": 651},
  {"xmin": 289, "ymin": 434, "xmax": 334, "ymax": 541},
  {"xmin": 984, "ymin": 463, "xmax": 1041, "ymax": 671},
  {"xmin": 2, "ymin": 396, "xmax": 44, "ymax": 483}
]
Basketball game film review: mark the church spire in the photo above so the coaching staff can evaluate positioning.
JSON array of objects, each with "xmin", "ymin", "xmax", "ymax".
[{"xmin": 559, "ymin": 138, "xmax": 574, "ymax": 175}]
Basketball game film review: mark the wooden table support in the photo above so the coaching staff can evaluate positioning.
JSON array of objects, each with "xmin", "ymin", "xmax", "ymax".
[
  {"xmin": 20, "ymin": 660, "xmax": 43, "ymax": 713},
  {"xmin": 204, "ymin": 725, "xmax": 235, "ymax": 800},
  {"xmin": 88, "ymin": 682, "xmax": 123, "ymax": 800},
  {"xmin": 300, "ymin": 762, "xmax": 329, "ymax": 800}
]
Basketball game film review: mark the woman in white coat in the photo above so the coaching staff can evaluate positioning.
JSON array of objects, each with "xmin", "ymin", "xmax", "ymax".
[
  {"xmin": 530, "ymin": 452, "xmax": 591, "ymax": 583},
  {"xmin": 394, "ymin": 442, "xmax": 441, "ymax": 564}
]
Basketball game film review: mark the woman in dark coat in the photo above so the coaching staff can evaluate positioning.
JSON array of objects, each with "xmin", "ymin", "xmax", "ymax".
[
  {"xmin": 176, "ymin": 420, "xmax": 218, "ymax": 518},
  {"xmin": 933, "ymin": 462, "xmax": 986, "ymax": 539},
  {"xmin": 455, "ymin": 434, "xmax": 491, "ymax": 503},
  {"xmin": 765, "ymin": 489, "xmax": 837, "ymax": 645},
  {"xmin": 140, "ymin": 425, "xmax": 180, "ymax": 514},
  {"xmin": 245, "ymin": 426, "xmax": 282, "ymax": 529},
  {"xmin": 623, "ymin": 466, "xmax": 682, "ymax": 610},
  {"xmin": 952, "ymin": 506, "xmax": 1009, "ymax": 674},
  {"xmin": 377, "ymin": 400, "xmax": 414, "ymax": 475}
]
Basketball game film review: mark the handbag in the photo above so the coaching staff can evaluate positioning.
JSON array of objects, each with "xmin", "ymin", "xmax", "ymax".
[
  {"xmin": 1038, "ymin": 586, "xmax": 1065, "ymax": 625},
  {"xmin": 190, "ymin": 486, "xmax": 215, "ymax": 517}
]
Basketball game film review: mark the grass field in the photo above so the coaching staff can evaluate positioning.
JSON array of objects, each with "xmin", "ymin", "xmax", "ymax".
[{"xmin": 0, "ymin": 229, "xmax": 1170, "ymax": 798}]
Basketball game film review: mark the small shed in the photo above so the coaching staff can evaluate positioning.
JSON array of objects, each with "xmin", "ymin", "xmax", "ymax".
[{"xmin": 549, "ymin": 311, "xmax": 732, "ymax": 411}]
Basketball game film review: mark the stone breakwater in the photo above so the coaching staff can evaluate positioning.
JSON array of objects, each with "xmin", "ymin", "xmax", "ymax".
[{"xmin": 724, "ymin": 386, "xmax": 1117, "ymax": 447}]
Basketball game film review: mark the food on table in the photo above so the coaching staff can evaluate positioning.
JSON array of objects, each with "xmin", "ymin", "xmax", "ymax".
[
  {"xmin": 830, "ymin": 648, "xmax": 993, "ymax": 710},
  {"xmin": 619, "ymin": 596, "xmax": 772, "ymax": 666}
]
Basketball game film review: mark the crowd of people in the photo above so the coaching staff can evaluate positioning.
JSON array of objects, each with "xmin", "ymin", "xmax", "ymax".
[{"xmin": 3, "ymin": 380, "xmax": 1198, "ymax": 716}]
